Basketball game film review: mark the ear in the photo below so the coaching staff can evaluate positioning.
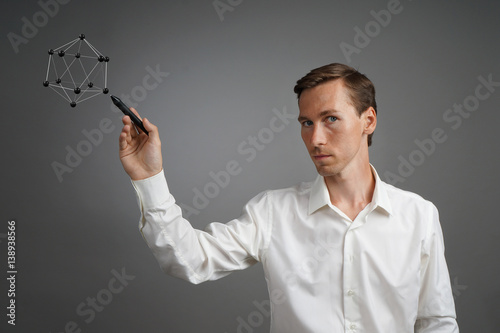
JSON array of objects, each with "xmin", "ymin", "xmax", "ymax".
[{"xmin": 362, "ymin": 107, "xmax": 377, "ymax": 135}]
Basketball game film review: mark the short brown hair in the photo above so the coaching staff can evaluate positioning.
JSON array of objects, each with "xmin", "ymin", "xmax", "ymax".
[{"xmin": 294, "ymin": 63, "xmax": 377, "ymax": 146}]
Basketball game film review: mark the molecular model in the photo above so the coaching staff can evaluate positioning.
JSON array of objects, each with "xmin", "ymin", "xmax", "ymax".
[{"xmin": 43, "ymin": 34, "xmax": 109, "ymax": 107}]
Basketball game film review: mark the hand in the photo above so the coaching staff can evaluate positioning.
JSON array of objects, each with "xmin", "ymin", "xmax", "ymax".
[{"xmin": 118, "ymin": 108, "xmax": 163, "ymax": 180}]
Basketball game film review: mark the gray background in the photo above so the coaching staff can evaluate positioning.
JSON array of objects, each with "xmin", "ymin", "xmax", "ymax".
[{"xmin": 1, "ymin": 0, "xmax": 499, "ymax": 332}]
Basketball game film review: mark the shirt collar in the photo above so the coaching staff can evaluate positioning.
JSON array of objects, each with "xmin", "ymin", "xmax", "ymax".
[{"xmin": 308, "ymin": 164, "xmax": 393, "ymax": 216}]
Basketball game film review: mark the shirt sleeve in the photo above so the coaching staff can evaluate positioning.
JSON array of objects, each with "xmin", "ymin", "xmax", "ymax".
[
  {"xmin": 415, "ymin": 204, "xmax": 459, "ymax": 332},
  {"xmin": 131, "ymin": 170, "xmax": 272, "ymax": 284}
]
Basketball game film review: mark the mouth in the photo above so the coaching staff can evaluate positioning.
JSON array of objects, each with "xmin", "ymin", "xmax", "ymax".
[{"xmin": 313, "ymin": 154, "xmax": 331, "ymax": 161}]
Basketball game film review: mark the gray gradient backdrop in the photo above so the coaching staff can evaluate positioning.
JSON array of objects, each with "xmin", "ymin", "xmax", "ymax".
[{"xmin": 1, "ymin": 0, "xmax": 499, "ymax": 332}]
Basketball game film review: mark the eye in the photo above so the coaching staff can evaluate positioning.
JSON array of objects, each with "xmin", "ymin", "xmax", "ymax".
[
  {"xmin": 301, "ymin": 120, "xmax": 313, "ymax": 127},
  {"xmin": 327, "ymin": 116, "xmax": 337, "ymax": 122}
]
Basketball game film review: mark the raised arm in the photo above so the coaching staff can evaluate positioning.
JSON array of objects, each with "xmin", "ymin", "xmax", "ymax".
[{"xmin": 118, "ymin": 108, "xmax": 269, "ymax": 284}]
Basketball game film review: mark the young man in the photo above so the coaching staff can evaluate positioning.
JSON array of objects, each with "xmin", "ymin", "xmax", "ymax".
[{"xmin": 119, "ymin": 63, "xmax": 459, "ymax": 332}]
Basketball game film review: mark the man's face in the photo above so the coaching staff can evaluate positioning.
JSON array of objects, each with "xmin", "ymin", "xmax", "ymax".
[{"xmin": 297, "ymin": 79, "xmax": 375, "ymax": 178}]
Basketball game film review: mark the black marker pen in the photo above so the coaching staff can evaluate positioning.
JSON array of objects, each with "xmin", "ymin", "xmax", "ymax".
[{"xmin": 111, "ymin": 95, "xmax": 149, "ymax": 135}]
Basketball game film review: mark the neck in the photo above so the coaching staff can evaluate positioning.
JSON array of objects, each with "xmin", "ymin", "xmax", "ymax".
[{"xmin": 324, "ymin": 160, "xmax": 375, "ymax": 220}]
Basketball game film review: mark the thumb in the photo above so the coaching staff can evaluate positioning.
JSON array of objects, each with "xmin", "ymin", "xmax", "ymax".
[{"xmin": 143, "ymin": 118, "xmax": 161, "ymax": 144}]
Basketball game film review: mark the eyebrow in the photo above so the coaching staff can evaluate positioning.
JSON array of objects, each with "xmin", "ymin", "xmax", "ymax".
[{"xmin": 297, "ymin": 109, "xmax": 340, "ymax": 122}]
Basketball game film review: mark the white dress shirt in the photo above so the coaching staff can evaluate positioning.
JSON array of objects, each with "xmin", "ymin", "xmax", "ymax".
[{"xmin": 132, "ymin": 166, "xmax": 458, "ymax": 333}]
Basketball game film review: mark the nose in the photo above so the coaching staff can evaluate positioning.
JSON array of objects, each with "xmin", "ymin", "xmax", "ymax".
[{"xmin": 310, "ymin": 124, "xmax": 327, "ymax": 146}]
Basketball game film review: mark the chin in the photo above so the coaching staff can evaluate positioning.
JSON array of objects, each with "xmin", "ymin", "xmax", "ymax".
[
  {"xmin": 314, "ymin": 159, "xmax": 349, "ymax": 177},
  {"xmin": 315, "ymin": 166, "xmax": 338, "ymax": 177}
]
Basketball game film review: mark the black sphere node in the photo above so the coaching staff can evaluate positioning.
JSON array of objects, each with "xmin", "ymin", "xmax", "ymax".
[
  {"xmin": 74, "ymin": 87, "xmax": 81, "ymax": 94},
  {"xmin": 79, "ymin": 34, "xmax": 85, "ymax": 40},
  {"xmin": 48, "ymin": 49, "xmax": 54, "ymax": 55},
  {"xmin": 58, "ymin": 50, "xmax": 65, "ymax": 57},
  {"xmin": 87, "ymin": 82, "xmax": 94, "ymax": 88},
  {"xmin": 70, "ymin": 101, "xmax": 77, "ymax": 107},
  {"xmin": 103, "ymin": 88, "xmax": 109, "ymax": 94},
  {"xmin": 56, "ymin": 78, "xmax": 62, "ymax": 84},
  {"xmin": 75, "ymin": 52, "xmax": 81, "ymax": 58},
  {"xmin": 98, "ymin": 55, "xmax": 105, "ymax": 62},
  {"xmin": 43, "ymin": 81, "xmax": 49, "ymax": 87},
  {"xmin": 104, "ymin": 56, "xmax": 110, "ymax": 62}
]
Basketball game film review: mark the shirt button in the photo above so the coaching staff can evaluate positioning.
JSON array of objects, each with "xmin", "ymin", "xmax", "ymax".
[
  {"xmin": 350, "ymin": 324, "xmax": 357, "ymax": 330},
  {"xmin": 347, "ymin": 289, "xmax": 355, "ymax": 296}
]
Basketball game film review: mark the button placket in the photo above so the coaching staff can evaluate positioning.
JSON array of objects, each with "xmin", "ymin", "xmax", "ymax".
[{"xmin": 343, "ymin": 227, "xmax": 360, "ymax": 332}]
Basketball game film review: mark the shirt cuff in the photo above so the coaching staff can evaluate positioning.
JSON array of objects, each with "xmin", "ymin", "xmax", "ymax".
[{"xmin": 131, "ymin": 170, "xmax": 171, "ymax": 210}]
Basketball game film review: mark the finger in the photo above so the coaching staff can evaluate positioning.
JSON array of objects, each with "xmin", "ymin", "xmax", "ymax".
[
  {"xmin": 119, "ymin": 123, "xmax": 133, "ymax": 150},
  {"xmin": 143, "ymin": 118, "xmax": 161, "ymax": 144},
  {"xmin": 127, "ymin": 107, "xmax": 149, "ymax": 135},
  {"xmin": 122, "ymin": 115, "xmax": 139, "ymax": 138},
  {"xmin": 121, "ymin": 114, "xmax": 132, "ymax": 126},
  {"xmin": 129, "ymin": 107, "xmax": 143, "ymax": 120},
  {"xmin": 119, "ymin": 131, "xmax": 128, "ymax": 150}
]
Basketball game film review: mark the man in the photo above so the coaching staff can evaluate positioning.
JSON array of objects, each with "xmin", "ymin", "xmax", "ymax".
[{"xmin": 119, "ymin": 63, "xmax": 459, "ymax": 332}]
